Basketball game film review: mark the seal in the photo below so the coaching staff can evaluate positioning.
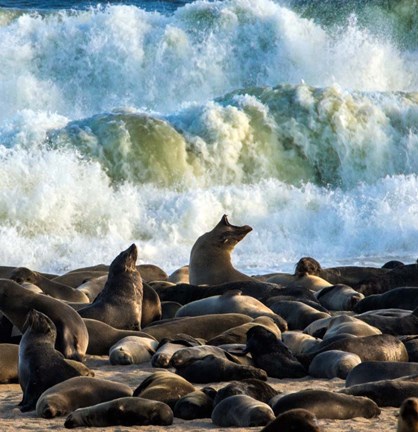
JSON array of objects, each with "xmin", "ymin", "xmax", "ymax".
[
  {"xmin": 206, "ymin": 316, "xmax": 281, "ymax": 346},
  {"xmin": 281, "ymin": 331, "xmax": 321, "ymax": 356},
  {"xmin": 173, "ymin": 388, "xmax": 216, "ymax": 419},
  {"xmin": 213, "ymin": 378, "xmax": 278, "ymax": 406},
  {"xmin": 141, "ymin": 282, "xmax": 162, "ymax": 327},
  {"xmin": 18, "ymin": 310, "xmax": 84, "ymax": 412},
  {"xmin": 298, "ymin": 334, "xmax": 408, "ymax": 367},
  {"xmin": 267, "ymin": 300, "xmax": 330, "ymax": 331},
  {"xmin": 76, "ymin": 275, "xmax": 107, "ymax": 302},
  {"xmin": 84, "ymin": 318, "xmax": 155, "ymax": 355},
  {"xmin": 401, "ymin": 336, "xmax": 418, "ymax": 362},
  {"xmin": 354, "ymin": 287, "xmax": 418, "ymax": 313},
  {"xmin": 211, "ymin": 394, "xmax": 275, "ymax": 427},
  {"xmin": 109, "ymin": 336, "xmax": 159, "ymax": 365},
  {"xmin": 321, "ymin": 315, "xmax": 382, "ymax": 341},
  {"xmin": 189, "ymin": 214, "xmax": 254, "ymax": 285},
  {"xmin": 0, "ymin": 343, "xmax": 18, "ymax": 383},
  {"xmin": 261, "ymin": 408, "xmax": 321, "ymax": 432},
  {"xmin": 346, "ymin": 362, "xmax": 418, "ymax": 387},
  {"xmin": 161, "ymin": 301, "xmax": 182, "ymax": 320},
  {"xmin": 133, "ymin": 370, "xmax": 196, "ymax": 409},
  {"xmin": 64, "ymin": 397, "xmax": 173, "ymax": 428},
  {"xmin": 308, "ymin": 350, "xmax": 362, "ymax": 379},
  {"xmin": 398, "ymin": 397, "xmax": 418, "ymax": 432},
  {"xmin": 175, "ymin": 290, "xmax": 287, "ymax": 330},
  {"xmin": 340, "ymin": 377, "xmax": 418, "ymax": 407},
  {"xmin": 78, "ymin": 244, "xmax": 143, "ymax": 330},
  {"xmin": 0, "ymin": 278, "xmax": 88, "ymax": 361},
  {"xmin": 272, "ymin": 389, "xmax": 380, "ymax": 419},
  {"xmin": 174, "ymin": 354, "xmax": 268, "ymax": 383},
  {"xmin": 10, "ymin": 267, "xmax": 90, "ymax": 303},
  {"xmin": 143, "ymin": 313, "xmax": 253, "ymax": 341},
  {"xmin": 355, "ymin": 307, "xmax": 418, "ymax": 335},
  {"xmin": 36, "ymin": 376, "xmax": 133, "ymax": 418},
  {"xmin": 315, "ymin": 284, "xmax": 364, "ymax": 311},
  {"xmin": 244, "ymin": 326, "xmax": 307, "ymax": 378},
  {"xmin": 168, "ymin": 265, "xmax": 189, "ymax": 284}
]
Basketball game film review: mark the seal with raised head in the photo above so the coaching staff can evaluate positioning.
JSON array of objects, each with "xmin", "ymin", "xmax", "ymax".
[
  {"xmin": 189, "ymin": 214, "xmax": 253, "ymax": 285},
  {"xmin": 272, "ymin": 389, "xmax": 380, "ymax": 419},
  {"xmin": 398, "ymin": 397, "xmax": 418, "ymax": 432},
  {"xmin": 211, "ymin": 394, "xmax": 275, "ymax": 427},
  {"xmin": 244, "ymin": 326, "xmax": 307, "ymax": 378},
  {"xmin": 133, "ymin": 370, "xmax": 195, "ymax": 409},
  {"xmin": 64, "ymin": 397, "xmax": 173, "ymax": 428},
  {"xmin": 175, "ymin": 290, "xmax": 287, "ymax": 330},
  {"xmin": 18, "ymin": 310, "xmax": 84, "ymax": 412},
  {"xmin": 0, "ymin": 279, "xmax": 88, "ymax": 361},
  {"xmin": 261, "ymin": 408, "xmax": 321, "ymax": 432},
  {"xmin": 78, "ymin": 244, "xmax": 143, "ymax": 330},
  {"xmin": 36, "ymin": 376, "xmax": 132, "ymax": 418}
]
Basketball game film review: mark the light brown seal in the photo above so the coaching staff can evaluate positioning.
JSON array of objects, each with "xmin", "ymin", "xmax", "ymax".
[
  {"xmin": 78, "ymin": 244, "xmax": 143, "ymax": 330},
  {"xmin": 189, "ymin": 214, "xmax": 253, "ymax": 285},
  {"xmin": 398, "ymin": 397, "xmax": 418, "ymax": 432}
]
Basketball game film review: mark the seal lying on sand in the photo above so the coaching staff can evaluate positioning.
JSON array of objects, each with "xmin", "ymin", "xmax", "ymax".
[
  {"xmin": 64, "ymin": 397, "xmax": 173, "ymax": 428},
  {"xmin": 78, "ymin": 244, "xmax": 143, "ymax": 330},
  {"xmin": 36, "ymin": 376, "xmax": 132, "ymax": 418},
  {"xmin": 18, "ymin": 310, "xmax": 84, "ymax": 412},
  {"xmin": 261, "ymin": 408, "xmax": 321, "ymax": 432},
  {"xmin": 189, "ymin": 215, "xmax": 253, "ymax": 285}
]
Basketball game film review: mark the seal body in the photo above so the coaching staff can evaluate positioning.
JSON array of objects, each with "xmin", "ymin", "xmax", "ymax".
[
  {"xmin": 0, "ymin": 343, "xmax": 18, "ymax": 383},
  {"xmin": 78, "ymin": 244, "xmax": 143, "ymax": 330},
  {"xmin": 64, "ymin": 397, "xmax": 173, "ymax": 428},
  {"xmin": 398, "ymin": 397, "xmax": 418, "ymax": 432},
  {"xmin": 109, "ymin": 336, "xmax": 159, "ymax": 365},
  {"xmin": 261, "ymin": 408, "xmax": 321, "ymax": 432},
  {"xmin": 308, "ymin": 350, "xmax": 362, "ymax": 379},
  {"xmin": 189, "ymin": 215, "xmax": 253, "ymax": 285}
]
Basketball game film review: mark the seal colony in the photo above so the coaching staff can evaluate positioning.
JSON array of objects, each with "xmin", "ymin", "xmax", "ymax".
[{"xmin": 0, "ymin": 216, "xmax": 417, "ymax": 431}]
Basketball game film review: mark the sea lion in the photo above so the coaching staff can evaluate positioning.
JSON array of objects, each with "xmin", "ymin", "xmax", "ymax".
[
  {"xmin": 174, "ymin": 354, "xmax": 268, "ymax": 383},
  {"xmin": 315, "ymin": 284, "xmax": 364, "ymax": 311},
  {"xmin": 211, "ymin": 394, "xmax": 275, "ymax": 427},
  {"xmin": 281, "ymin": 331, "xmax": 321, "ymax": 356},
  {"xmin": 151, "ymin": 334, "xmax": 203, "ymax": 368},
  {"xmin": 322, "ymin": 315, "xmax": 382, "ymax": 340},
  {"xmin": 340, "ymin": 378, "xmax": 418, "ymax": 407},
  {"xmin": 401, "ymin": 336, "xmax": 418, "ymax": 362},
  {"xmin": 272, "ymin": 389, "xmax": 380, "ymax": 419},
  {"xmin": 53, "ymin": 270, "xmax": 108, "ymax": 288},
  {"xmin": 354, "ymin": 287, "xmax": 418, "ymax": 313},
  {"xmin": 244, "ymin": 326, "xmax": 307, "ymax": 378},
  {"xmin": 109, "ymin": 336, "xmax": 159, "ymax": 365},
  {"xmin": 206, "ymin": 316, "xmax": 281, "ymax": 346},
  {"xmin": 78, "ymin": 244, "xmax": 143, "ymax": 330},
  {"xmin": 76, "ymin": 275, "xmax": 107, "ymax": 302},
  {"xmin": 168, "ymin": 265, "xmax": 189, "ymax": 284},
  {"xmin": 308, "ymin": 350, "xmax": 362, "ymax": 379},
  {"xmin": 189, "ymin": 214, "xmax": 254, "ymax": 285},
  {"xmin": 346, "ymin": 362, "xmax": 418, "ymax": 387},
  {"xmin": 175, "ymin": 290, "xmax": 287, "ymax": 330},
  {"xmin": 133, "ymin": 370, "xmax": 195, "ymax": 409},
  {"xmin": 0, "ymin": 343, "xmax": 18, "ymax": 383},
  {"xmin": 213, "ymin": 378, "xmax": 278, "ymax": 406},
  {"xmin": 267, "ymin": 300, "xmax": 330, "ymax": 330},
  {"xmin": 319, "ymin": 265, "xmax": 389, "ymax": 286},
  {"xmin": 10, "ymin": 267, "xmax": 89, "ymax": 303},
  {"xmin": 18, "ymin": 310, "xmax": 84, "ymax": 412},
  {"xmin": 161, "ymin": 301, "xmax": 182, "ymax": 320},
  {"xmin": 36, "ymin": 376, "xmax": 132, "ymax": 418},
  {"xmin": 0, "ymin": 279, "xmax": 88, "ymax": 360},
  {"xmin": 173, "ymin": 388, "xmax": 215, "ymax": 419},
  {"xmin": 64, "ymin": 397, "xmax": 173, "ymax": 428},
  {"xmin": 83, "ymin": 318, "xmax": 155, "ymax": 355},
  {"xmin": 299, "ymin": 334, "xmax": 408, "ymax": 366},
  {"xmin": 355, "ymin": 307, "xmax": 418, "ymax": 335},
  {"xmin": 143, "ymin": 313, "xmax": 253, "ymax": 341},
  {"xmin": 398, "ymin": 397, "xmax": 418, "ymax": 432},
  {"xmin": 261, "ymin": 408, "xmax": 321, "ymax": 432},
  {"xmin": 141, "ymin": 282, "xmax": 162, "ymax": 326}
]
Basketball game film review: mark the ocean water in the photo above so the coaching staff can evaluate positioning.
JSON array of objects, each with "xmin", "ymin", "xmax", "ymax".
[{"xmin": 1, "ymin": 0, "xmax": 418, "ymax": 275}]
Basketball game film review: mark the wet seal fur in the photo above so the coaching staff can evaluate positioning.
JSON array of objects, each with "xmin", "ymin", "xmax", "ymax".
[
  {"xmin": 18, "ymin": 310, "xmax": 84, "ymax": 412},
  {"xmin": 78, "ymin": 244, "xmax": 143, "ymax": 330},
  {"xmin": 189, "ymin": 215, "xmax": 253, "ymax": 285},
  {"xmin": 64, "ymin": 397, "xmax": 173, "ymax": 428},
  {"xmin": 272, "ymin": 389, "xmax": 381, "ymax": 419},
  {"xmin": 36, "ymin": 376, "xmax": 132, "ymax": 418}
]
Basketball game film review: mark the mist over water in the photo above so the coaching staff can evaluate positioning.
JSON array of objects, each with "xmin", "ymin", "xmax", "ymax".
[{"xmin": 1, "ymin": 0, "xmax": 418, "ymax": 275}]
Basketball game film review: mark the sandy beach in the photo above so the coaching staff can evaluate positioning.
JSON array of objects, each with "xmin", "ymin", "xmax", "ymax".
[{"xmin": 0, "ymin": 353, "xmax": 398, "ymax": 432}]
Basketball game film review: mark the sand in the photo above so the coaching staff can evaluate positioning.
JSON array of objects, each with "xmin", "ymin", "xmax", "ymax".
[{"xmin": 0, "ymin": 354, "xmax": 398, "ymax": 431}]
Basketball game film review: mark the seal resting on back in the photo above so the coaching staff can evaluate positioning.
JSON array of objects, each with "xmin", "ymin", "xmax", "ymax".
[
  {"xmin": 189, "ymin": 215, "xmax": 253, "ymax": 285},
  {"xmin": 18, "ymin": 310, "xmax": 84, "ymax": 412},
  {"xmin": 78, "ymin": 244, "xmax": 143, "ymax": 330}
]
